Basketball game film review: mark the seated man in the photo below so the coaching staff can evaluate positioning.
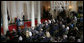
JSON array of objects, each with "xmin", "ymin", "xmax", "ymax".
[
  {"xmin": 80, "ymin": 16, "xmax": 83, "ymax": 22},
  {"xmin": 50, "ymin": 23, "xmax": 58, "ymax": 36},
  {"xmin": 48, "ymin": 20, "xmax": 52, "ymax": 27},
  {"xmin": 64, "ymin": 26, "xmax": 69, "ymax": 35},
  {"xmin": 77, "ymin": 39, "xmax": 82, "ymax": 42},
  {"xmin": 36, "ymin": 22, "xmax": 42, "ymax": 31},
  {"xmin": 26, "ymin": 30, "xmax": 32, "ymax": 38},
  {"xmin": 40, "ymin": 37, "xmax": 51, "ymax": 42},
  {"xmin": 16, "ymin": 17, "xmax": 21, "ymax": 28},
  {"xmin": 40, "ymin": 31, "xmax": 51, "ymax": 42},
  {"xmin": 12, "ymin": 29, "xmax": 17, "ymax": 37},
  {"xmin": 18, "ymin": 36, "xmax": 23, "ymax": 42},
  {"xmin": 42, "ymin": 20, "xmax": 49, "ymax": 32},
  {"xmin": 59, "ymin": 24, "xmax": 66, "ymax": 36},
  {"xmin": 17, "ymin": 27, "xmax": 22, "ymax": 36},
  {"xmin": 69, "ymin": 23, "xmax": 74, "ymax": 29},
  {"xmin": 51, "ymin": 19, "xmax": 56, "ymax": 23},
  {"xmin": 68, "ymin": 36, "xmax": 75, "ymax": 42},
  {"xmin": 46, "ymin": 31, "xmax": 51, "ymax": 38},
  {"xmin": 61, "ymin": 35, "xmax": 68, "ymax": 42},
  {"xmin": 53, "ymin": 24, "xmax": 59, "ymax": 32},
  {"xmin": 31, "ymin": 27, "xmax": 39, "ymax": 36},
  {"xmin": 38, "ymin": 29, "xmax": 44, "ymax": 37},
  {"xmin": 11, "ymin": 29, "xmax": 18, "ymax": 42},
  {"xmin": 20, "ymin": 21, "xmax": 24, "ymax": 27}
]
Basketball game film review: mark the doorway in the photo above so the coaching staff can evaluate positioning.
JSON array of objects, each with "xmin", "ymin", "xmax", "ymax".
[{"xmin": 41, "ymin": 1, "xmax": 51, "ymax": 19}]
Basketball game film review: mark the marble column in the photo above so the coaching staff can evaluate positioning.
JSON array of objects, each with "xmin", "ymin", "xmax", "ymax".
[
  {"xmin": 37, "ymin": 1, "xmax": 41, "ymax": 24},
  {"xmin": 16, "ymin": 1, "xmax": 23, "ymax": 20},
  {"xmin": 31, "ymin": 1, "xmax": 35, "ymax": 27},
  {"xmin": 1, "ymin": 1, "xmax": 9, "ymax": 35},
  {"xmin": 7, "ymin": 1, "xmax": 11, "ymax": 23},
  {"xmin": 10, "ymin": 1, "xmax": 17, "ymax": 23},
  {"xmin": 26, "ymin": 1, "xmax": 31, "ymax": 20}
]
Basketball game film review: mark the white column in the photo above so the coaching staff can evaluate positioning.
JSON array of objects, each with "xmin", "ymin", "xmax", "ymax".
[
  {"xmin": 16, "ymin": 1, "xmax": 23, "ymax": 20},
  {"xmin": 7, "ymin": 1, "xmax": 11, "ymax": 23},
  {"xmin": 63, "ymin": 1, "xmax": 65, "ymax": 9},
  {"xmin": 10, "ymin": 1, "xmax": 17, "ymax": 23},
  {"xmin": 1, "ymin": 1, "xmax": 9, "ymax": 35},
  {"xmin": 31, "ymin": 1, "xmax": 35, "ymax": 27},
  {"xmin": 26, "ymin": 1, "xmax": 30, "ymax": 20},
  {"xmin": 37, "ymin": 1, "xmax": 41, "ymax": 24}
]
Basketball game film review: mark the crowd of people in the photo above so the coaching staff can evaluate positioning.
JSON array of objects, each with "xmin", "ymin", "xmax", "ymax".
[{"xmin": 1, "ymin": 9, "xmax": 83, "ymax": 42}]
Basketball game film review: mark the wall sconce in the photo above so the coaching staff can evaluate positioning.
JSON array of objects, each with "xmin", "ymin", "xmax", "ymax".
[
  {"xmin": 48, "ymin": 6, "xmax": 50, "ymax": 9},
  {"xmin": 69, "ymin": 5, "xmax": 72, "ymax": 9}
]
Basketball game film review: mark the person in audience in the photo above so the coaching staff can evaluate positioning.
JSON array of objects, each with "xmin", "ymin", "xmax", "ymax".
[
  {"xmin": 12, "ymin": 28, "xmax": 17, "ymax": 37},
  {"xmin": 23, "ymin": 24, "xmax": 28, "ymax": 32},
  {"xmin": 77, "ymin": 39, "xmax": 81, "ymax": 42},
  {"xmin": 38, "ymin": 29, "xmax": 44, "ymax": 37},
  {"xmin": 69, "ymin": 36, "xmax": 76, "ymax": 42},
  {"xmin": 10, "ymin": 28, "xmax": 18, "ymax": 42},
  {"xmin": 61, "ymin": 35, "xmax": 68, "ymax": 42},
  {"xmin": 42, "ymin": 20, "xmax": 49, "ymax": 32},
  {"xmin": 31, "ymin": 27, "xmax": 38, "ymax": 36},
  {"xmin": 40, "ymin": 31, "xmax": 51, "ymax": 42},
  {"xmin": 46, "ymin": 31, "xmax": 51, "ymax": 38},
  {"xmin": 17, "ymin": 27, "xmax": 22, "ymax": 36},
  {"xmin": 80, "ymin": 16, "xmax": 83, "ymax": 22},
  {"xmin": 16, "ymin": 17, "xmax": 21, "ymax": 29},
  {"xmin": 40, "ymin": 35, "xmax": 51, "ymax": 42},
  {"xmin": 53, "ymin": 23, "xmax": 59, "ymax": 36},
  {"xmin": 1, "ymin": 33, "xmax": 6, "ymax": 42},
  {"xmin": 23, "ymin": 15, "xmax": 25, "ymax": 21},
  {"xmin": 26, "ymin": 30, "xmax": 30, "ymax": 42},
  {"xmin": 36, "ymin": 22, "xmax": 42, "ymax": 31},
  {"xmin": 18, "ymin": 36, "xmax": 23, "ymax": 42},
  {"xmin": 8, "ymin": 14, "xmax": 10, "ymax": 23}
]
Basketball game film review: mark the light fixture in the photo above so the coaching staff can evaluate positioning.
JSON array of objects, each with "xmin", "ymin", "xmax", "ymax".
[
  {"xmin": 48, "ymin": 6, "xmax": 50, "ymax": 9},
  {"xmin": 69, "ymin": 5, "xmax": 72, "ymax": 9}
]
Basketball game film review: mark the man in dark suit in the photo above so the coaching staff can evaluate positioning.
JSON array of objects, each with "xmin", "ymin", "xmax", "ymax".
[
  {"xmin": 16, "ymin": 17, "xmax": 21, "ymax": 30},
  {"xmin": 23, "ymin": 15, "xmax": 25, "ymax": 21},
  {"xmin": 31, "ymin": 27, "xmax": 39, "ymax": 36},
  {"xmin": 36, "ymin": 23, "xmax": 42, "ymax": 31}
]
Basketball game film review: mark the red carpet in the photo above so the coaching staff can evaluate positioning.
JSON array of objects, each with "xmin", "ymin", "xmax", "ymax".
[{"xmin": 1, "ymin": 19, "xmax": 48, "ymax": 33}]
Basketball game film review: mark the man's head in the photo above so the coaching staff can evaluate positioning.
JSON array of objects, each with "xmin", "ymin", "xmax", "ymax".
[
  {"xmin": 45, "ymin": 20, "xmax": 47, "ymax": 23},
  {"xmin": 62, "ymin": 25, "xmax": 65, "ymax": 28},
  {"xmin": 63, "ymin": 35, "xmax": 68, "ymax": 39},
  {"xmin": 31, "ymin": 27, "xmax": 35, "ymax": 30},
  {"xmin": 13, "ymin": 28, "xmax": 16, "ymax": 32},
  {"xmin": 77, "ymin": 39, "xmax": 81, "ymax": 42},
  {"xmin": 48, "ymin": 20, "xmax": 51, "ymax": 24},
  {"xmin": 29, "ymin": 31, "xmax": 32, "ymax": 37},
  {"xmin": 66, "ymin": 26, "xmax": 69, "ymax": 30},
  {"xmin": 46, "ymin": 31, "xmax": 51, "ymax": 38}
]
